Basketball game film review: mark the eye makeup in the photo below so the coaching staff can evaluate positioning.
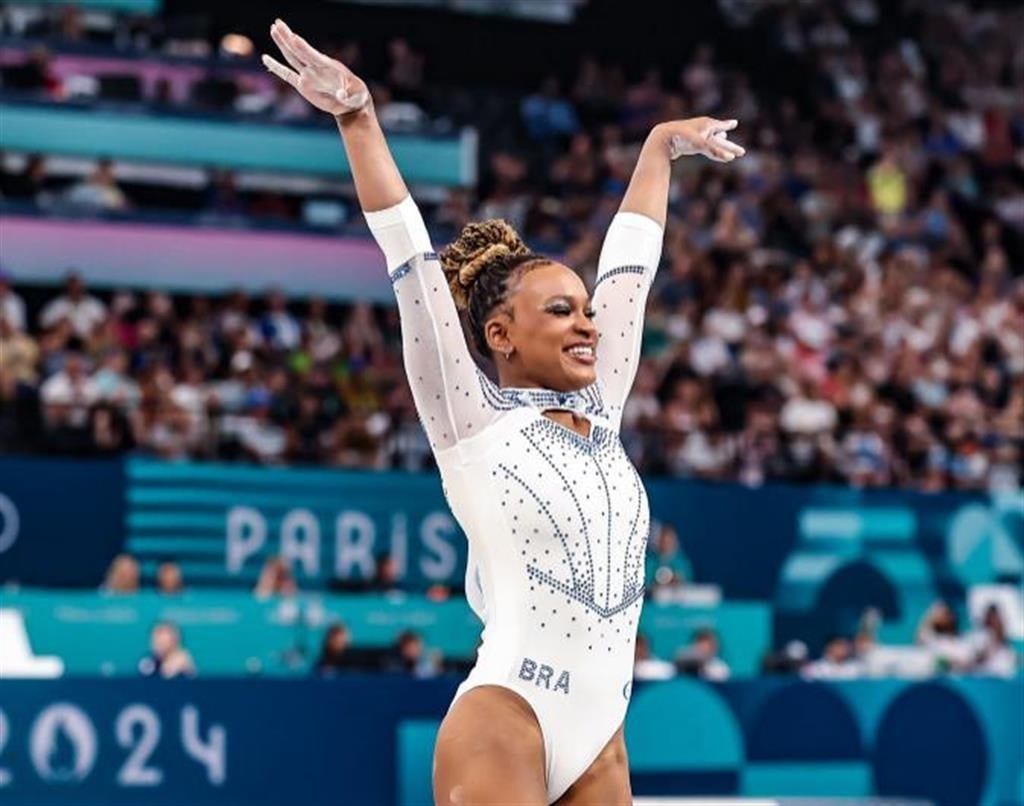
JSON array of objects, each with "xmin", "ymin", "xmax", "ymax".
[{"xmin": 545, "ymin": 295, "xmax": 595, "ymax": 317}]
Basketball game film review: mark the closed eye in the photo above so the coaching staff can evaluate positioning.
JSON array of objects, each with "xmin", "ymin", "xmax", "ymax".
[{"xmin": 547, "ymin": 302, "xmax": 596, "ymax": 318}]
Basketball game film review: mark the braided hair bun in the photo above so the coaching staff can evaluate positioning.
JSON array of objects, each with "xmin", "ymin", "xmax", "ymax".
[{"xmin": 440, "ymin": 220, "xmax": 533, "ymax": 311}]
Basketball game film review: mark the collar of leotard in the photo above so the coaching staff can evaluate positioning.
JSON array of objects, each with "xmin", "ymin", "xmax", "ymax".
[{"xmin": 477, "ymin": 372, "xmax": 606, "ymax": 419}]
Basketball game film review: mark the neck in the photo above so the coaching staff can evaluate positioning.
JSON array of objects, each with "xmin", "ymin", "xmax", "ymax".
[
  {"xmin": 496, "ymin": 365, "xmax": 538, "ymax": 389},
  {"xmin": 496, "ymin": 363, "xmax": 585, "ymax": 393}
]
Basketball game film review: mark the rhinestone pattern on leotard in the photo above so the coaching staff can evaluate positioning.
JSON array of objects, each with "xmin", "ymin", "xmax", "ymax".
[
  {"xmin": 491, "ymin": 414, "xmax": 649, "ymax": 649},
  {"xmin": 389, "ymin": 248, "xmax": 658, "ymax": 652}
]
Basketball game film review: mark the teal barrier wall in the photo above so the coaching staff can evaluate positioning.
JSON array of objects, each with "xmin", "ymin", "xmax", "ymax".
[
  {"xmin": 3, "ymin": 456, "xmax": 1021, "ymax": 658},
  {"xmin": 0, "ymin": 102, "xmax": 475, "ymax": 186},
  {"xmin": 0, "ymin": 677, "xmax": 1020, "ymax": 806},
  {"xmin": 4, "ymin": 590, "xmax": 771, "ymax": 677}
]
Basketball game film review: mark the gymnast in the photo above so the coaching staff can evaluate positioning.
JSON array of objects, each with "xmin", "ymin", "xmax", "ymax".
[{"xmin": 264, "ymin": 18, "xmax": 744, "ymax": 804}]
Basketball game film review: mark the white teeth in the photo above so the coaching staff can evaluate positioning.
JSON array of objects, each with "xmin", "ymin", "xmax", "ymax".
[{"xmin": 567, "ymin": 346, "xmax": 594, "ymax": 357}]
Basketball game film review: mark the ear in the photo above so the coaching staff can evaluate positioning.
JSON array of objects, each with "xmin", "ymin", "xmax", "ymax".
[{"xmin": 484, "ymin": 309, "xmax": 513, "ymax": 356}]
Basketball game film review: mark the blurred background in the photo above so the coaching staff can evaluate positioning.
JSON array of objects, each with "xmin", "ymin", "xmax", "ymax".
[{"xmin": 0, "ymin": 0, "xmax": 1021, "ymax": 804}]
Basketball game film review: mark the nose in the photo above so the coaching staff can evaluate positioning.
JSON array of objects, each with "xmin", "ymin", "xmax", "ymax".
[{"xmin": 574, "ymin": 312, "xmax": 598, "ymax": 341}]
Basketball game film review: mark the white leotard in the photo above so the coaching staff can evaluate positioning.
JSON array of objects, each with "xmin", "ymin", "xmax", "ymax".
[{"xmin": 366, "ymin": 196, "xmax": 663, "ymax": 803}]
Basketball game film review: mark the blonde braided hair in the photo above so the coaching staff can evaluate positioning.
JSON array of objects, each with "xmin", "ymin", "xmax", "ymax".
[
  {"xmin": 439, "ymin": 219, "xmax": 534, "ymax": 310},
  {"xmin": 439, "ymin": 219, "xmax": 546, "ymax": 356}
]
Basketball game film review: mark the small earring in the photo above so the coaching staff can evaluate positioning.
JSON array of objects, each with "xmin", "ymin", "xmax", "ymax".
[{"xmin": 504, "ymin": 347, "xmax": 513, "ymax": 360}]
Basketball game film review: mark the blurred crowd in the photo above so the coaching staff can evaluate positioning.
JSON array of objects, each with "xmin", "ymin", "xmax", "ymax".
[
  {"xmin": 635, "ymin": 597, "xmax": 1018, "ymax": 683},
  {"xmin": 100, "ymin": 547, "xmax": 1018, "ymax": 681},
  {"xmin": 0, "ymin": 4, "xmax": 440, "ymax": 128},
  {"xmin": 2, "ymin": 0, "xmax": 1023, "ymax": 492},
  {"xmin": 1, "ymin": 270, "xmax": 437, "ymax": 470},
  {"xmin": 102, "ymin": 550, "xmax": 467, "ymax": 679}
]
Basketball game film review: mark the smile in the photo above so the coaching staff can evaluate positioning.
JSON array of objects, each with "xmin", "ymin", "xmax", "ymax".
[{"xmin": 564, "ymin": 345, "xmax": 596, "ymax": 365}]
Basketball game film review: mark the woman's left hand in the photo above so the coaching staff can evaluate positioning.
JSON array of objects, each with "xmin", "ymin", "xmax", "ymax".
[{"xmin": 657, "ymin": 117, "xmax": 746, "ymax": 163}]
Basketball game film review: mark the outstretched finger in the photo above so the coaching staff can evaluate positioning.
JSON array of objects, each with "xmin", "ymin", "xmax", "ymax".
[
  {"xmin": 706, "ymin": 142, "xmax": 735, "ymax": 162},
  {"xmin": 715, "ymin": 135, "xmax": 746, "ymax": 157},
  {"xmin": 270, "ymin": 23, "xmax": 306, "ymax": 71},
  {"xmin": 262, "ymin": 54, "xmax": 300, "ymax": 89},
  {"xmin": 713, "ymin": 118, "xmax": 739, "ymax": 132},
  {"xmin": 276, "ymin": 19, "xmax": 335, "ymax": 71}
]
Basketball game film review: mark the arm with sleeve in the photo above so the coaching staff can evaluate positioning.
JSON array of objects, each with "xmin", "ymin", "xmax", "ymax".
[
  {"xmin": 365, "ymin": 195, "xmax": 498, "ymax": 452},
  {"xmin": 590, "ymin": 211, "xmax": 664, "ymax": 431}
]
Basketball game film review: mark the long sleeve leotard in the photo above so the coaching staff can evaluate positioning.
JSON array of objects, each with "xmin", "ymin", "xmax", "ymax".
[{"xmin": 366, "ymin": 195, "xmax": 663, "ymax": 804}]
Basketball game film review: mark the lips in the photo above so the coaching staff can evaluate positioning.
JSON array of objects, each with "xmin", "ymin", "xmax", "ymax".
[{"xmin": 564, "ymin": 344, "xmax": 596, "ymax": 365}]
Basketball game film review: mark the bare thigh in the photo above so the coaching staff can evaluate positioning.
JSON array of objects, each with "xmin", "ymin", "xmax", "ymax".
[
  {"xmin": 554, "ymin": 725, "xmax": 631, "ymax": 806},
  {"xmin": 433, "ymin": 685, "xmax": 548, "ymax": 806}
]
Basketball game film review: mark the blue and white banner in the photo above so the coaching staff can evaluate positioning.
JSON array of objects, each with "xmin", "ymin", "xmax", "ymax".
[
  {"xmin": 124, "ymin": 459, "xmax": 468, "ymax": 591},
  {"xmin": 0, "ymin": 677, "xmax": 1020, "ymax": 806}
]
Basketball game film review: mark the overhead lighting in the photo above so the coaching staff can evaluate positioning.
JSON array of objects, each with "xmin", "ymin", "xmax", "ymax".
[{"xmin": 221, "ymin": 33, "xmax": 254, "ymax": 58}]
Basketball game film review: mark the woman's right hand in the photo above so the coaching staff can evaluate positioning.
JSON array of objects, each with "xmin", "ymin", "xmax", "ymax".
[{"xmin": 263, "ymin": 18, "xmax": 371, "ymax": 118}]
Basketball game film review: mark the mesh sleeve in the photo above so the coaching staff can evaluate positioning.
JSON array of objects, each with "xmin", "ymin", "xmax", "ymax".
[
  {"xmin": 590, "ymin": 211, "xmax": 665, "ymax": 431},
  {"xmin": 367, "ymin": 197, "xmax": 499, "ymax": 451}
]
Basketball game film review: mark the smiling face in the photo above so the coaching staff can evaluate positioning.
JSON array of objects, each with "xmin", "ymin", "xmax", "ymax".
[{"xmin": 485, "ymin": 261, "xmax": 599, "ymax": 392}]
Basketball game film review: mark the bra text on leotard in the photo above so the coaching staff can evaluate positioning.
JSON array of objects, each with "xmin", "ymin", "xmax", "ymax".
[{"xmin": 519, "ymin": 657, "xmax": 570, "ymax": 695}]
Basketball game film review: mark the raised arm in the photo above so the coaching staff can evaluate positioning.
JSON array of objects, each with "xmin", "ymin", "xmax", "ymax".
[
  {"xmin": 265, "ymin": 19, "xmax": 406, "ymax": 215},
  {"xmin": 264, "ymin": 20, "xmax": 495, "ymax": 451},
  {"xmin": 592, "ymin": 118, "xmax": 744, "ymax": 428}
]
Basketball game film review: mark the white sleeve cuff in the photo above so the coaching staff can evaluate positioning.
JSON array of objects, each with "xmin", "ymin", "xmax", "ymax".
[
  {"xmin": 612, "ymin": 211, "xmax": 664, "ymax": 240},
  {"xmin": 597, "ymin": 211, "xmax": 665, "ymax": 276},
  {"xmin": 364, "ymin": 195, "xmax": 434, "ymax": 274}
]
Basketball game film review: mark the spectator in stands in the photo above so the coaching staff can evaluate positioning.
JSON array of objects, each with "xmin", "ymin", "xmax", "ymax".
[
  {"xmin": 133, "ymin": 383, "xmax": 195, "ymax": 461},
  {"xmin": 646, "ymin": 523, "xmax": 690, "ymax": 600},
  {"xmin": 371, "ymin": 553, "xmax": 401, "ymax": 594},
  {"xmin": 761, "ymin": 640, "xmax": 810, "ymax": 676},
  {"xmin": 38, "ymin": 272, "xmax": 107, "ymax": 340},
  {"xmin": 254, "ymin": 555, "xmax": 298, "ymax": 599},
  {"xmin": 970, "ymin": 604, "xmax": 1017, "ymax": 678},
  {"xmin": 91, "ymin": 348, "xmax": 140, "ymax": 410},
  {"xmin": 64, "ymin": 158, "xmax": 129, "ymax": 212},
  {"xmin": 386, "ymin": 38, "xmax": 424, "ymax": 103},
  {"xmin": 633, "ymin": 633, "xmax": 675, "ymax": 681},
  {"xmin": 39, "ymin": 350, "xmax": 98, "ymax": 432},
  {"xmin": 339, "ymin": 302, "xmax": 385, "ymax": 363},
  {"xmin": 226, "ymin": 387, "xmax": 287, "ymax": 463},
  {"xmin": 0, "ymin": 270, "xmax": 27, "ymax": 332},
  {"xmin": 301, "ymin": 296, "xmax": 342, "ymax": 364},
  {"xmin": 138, "ymin": 621, "xmax": 196, "ymax": 678},
  {"xmin": 156, "ymin": 560, "xmax": 184, "ymax": 595},
  {"xmin": 0, "ymin": 154, "xmax": 48, "ymax": 204},
  {"xmin": 521, "ymin": 76, "xmax": 581, "ymax": 146},
  {"xmin": 370, "ymin": 81, "xmax": 427, "ymax": 131},
  {"xmin": 383, "ymin": 397, "xmax": 434, "ymax": 471},
  {"xmin": 258, "ymin": 288, "xmax": 301, "ymax": 351},
  {"xmin": 385, "ymin": 629, "xmax": 441, "ymax": 678},
  {"xmin": 0, "ymin": 319, "xmax": 42, "ymax": 449},
  {"xmin": 90, "ymin": 402, "xmax": 135, "ymax": 455},
  {"xmin": 477, "ymin": 150, "xmax": 531, "ymax": 232},
  {"xmin": 425, "ymin": 583, "xmax": 452, "ymax": 603},
  {"xmin": 675, "ymin": 627, "xmax": 731, "ymax": 681},
  {"xmin": 314, "ymin": 622, "xmax": 358, "ymax": 676},
  {"xmin": 3, "ymin": 46, "xmax": 60, "ymax": 95},
  {"xmin": 0, "ymin": 315, "xmax": 38, "ymax": 386},
  {"xmin": 803, "ymin": 636, "xmax": 862, "ymax": 680},
  {"xmin": 916, "ymin": 601, "xmax": 974, "ymax": 673},
  {"xmin": 101, "ymin": 553, "xmax": 140, "ymax": 594}
]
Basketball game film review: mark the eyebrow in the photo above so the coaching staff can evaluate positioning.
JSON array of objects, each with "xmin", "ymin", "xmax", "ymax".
[{"xmin": 545, "ymin": 294, "xmax": 594, "ymax": 306}]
